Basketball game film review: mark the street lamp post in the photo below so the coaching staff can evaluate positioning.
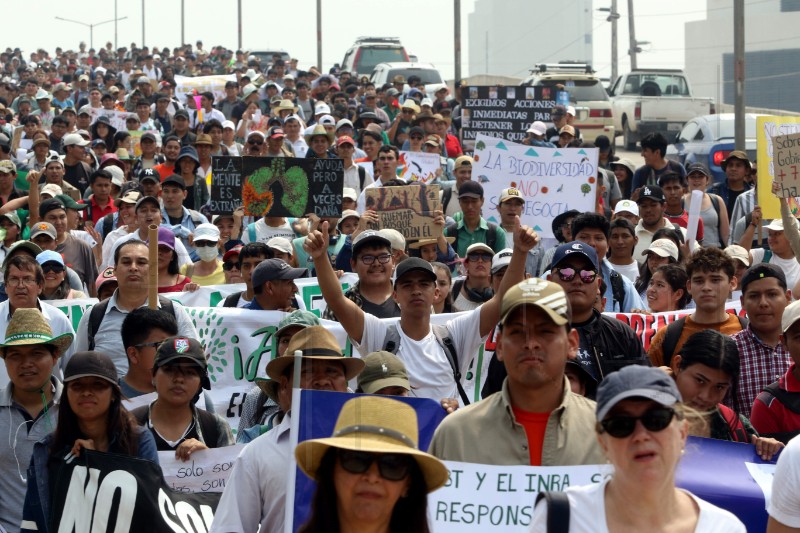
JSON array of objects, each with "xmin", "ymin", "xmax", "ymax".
[
  {"xmin": 598, "ymin": 2, "xmax": 620, "ymax": 82},
  {"xmin": 55, "ymin": 15, "xmax": 128, "ymax": 50}
]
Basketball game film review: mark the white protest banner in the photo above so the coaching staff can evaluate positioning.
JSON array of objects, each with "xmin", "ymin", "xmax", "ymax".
[
  {"xmin": 473, "ymin": 133, "xmax": 598, "ymax": 238},
  {"xmin": 745, "ymin": 462, "xmax": 776, "ymax": 510},
  {"xmin": 398, "ymin": 151, "xmax": 441, "ymax": 183},
  {"xmin": 159, "ymin": 444, "xmax": 246, "ymax": 494},
  {"xmin": 87, "ymin": 107, "xmax": 129, "ymax": 131},
  {"xmin": 430, "ymin": 461, "xmax": 612, "ymax": 532},
  {"xmin": 173, "ymin": 74, "xmax": 236, "ymax": 105}
]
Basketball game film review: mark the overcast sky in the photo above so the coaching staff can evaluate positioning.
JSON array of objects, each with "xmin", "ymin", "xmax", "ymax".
[{"xmin": 14, "ymin": 0, "xmax": 709, "ymax": 80}]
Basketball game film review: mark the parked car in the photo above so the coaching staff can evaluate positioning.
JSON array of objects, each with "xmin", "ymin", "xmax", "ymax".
[
  {"xmin": 248, "ymin": 49, "xmax": 291, "ymax": 66},
  {"xmin": 608, "ymin": 69, "xmax": 715, "ymax": 150},
  {"xmin": 521, "ymin": 63, "xmax": 614, "ymax": 143},
  {"xmin": 341, "ymin": 37, "xmax": 409, "ymax": 77},
  {"xmin": 665, "ymin": 113, "xmax": 765, "ymax": 183},
  {"xmin": 370, "ymin": 62, "xmax": 446, "ymax": 96}
]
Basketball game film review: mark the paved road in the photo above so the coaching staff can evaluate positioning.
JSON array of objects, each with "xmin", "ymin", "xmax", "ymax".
[{"xmin": 614, "ymin": 136, "xmax": 644, "ymax": 169}]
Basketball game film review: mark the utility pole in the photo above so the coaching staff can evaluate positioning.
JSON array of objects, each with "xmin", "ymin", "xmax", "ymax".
[
  {"xmin": 454, "ymin": 0, "xmax": 462, "ymax": 84},
  {"xmin": 485, "ymin": 31, "xmax": 489, "ymax": 74},
  {"xmin": 627, "ymin": 0, "xmax": 637, "ymax": 70},
  {"xmin": 316, "ymin": 0, "xmax": 322, "ymax": 70},
  {"xmin": 142, "ymin": 0, "xmax": 145, "ymax": 46},
  {"xmin": 238, "ymin": 0, "xmax": 242, "ymax": 49},
  {"xmin": 734, "ymin": 0, "xmax": 745, "ymax": 150},
  {"xmin": 114, "ymin": 0, "xmax": 118, "ymax": 51},
  {"xmin": 610, "ymin": 0, "xmax": 618, "ymax": 82},
  {"xmin": 181, "ymin": 0, "xmax": 185, "ymax": 45}
]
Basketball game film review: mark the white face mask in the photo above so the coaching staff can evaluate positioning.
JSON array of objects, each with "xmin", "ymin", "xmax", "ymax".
[{"xmin": 196, "ymin": 246, "xmax": 218, "ymax": 262}]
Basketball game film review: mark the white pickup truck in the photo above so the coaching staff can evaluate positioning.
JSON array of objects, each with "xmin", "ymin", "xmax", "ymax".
[{"xmin": 608, "ymin": 69, "xmax": 714, "ymax": 150}]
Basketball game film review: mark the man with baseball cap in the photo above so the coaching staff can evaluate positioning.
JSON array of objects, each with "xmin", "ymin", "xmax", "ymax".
[
  {"xmin": 212, "ymin": 326, "xmax": 364, "ymax": 533},
  {"xmin": 525, "ymin": 120, "xmax": 555, "ymax": 148},
  {"xmin": 0, "ymin": 308, "xmax": 74, "ymax": 530},
  {"xmin": 0, "ymin": 160, "xmax": 24, "ymax": 207},
  {"xmin": 612, "ymin": 199, "xmax": 639, "ymax": 226},
  {"xmin": 244, "ymin": 258, "xmax": 307, "ymax": 311},
  {"xmin": 41, "ymin": 153, "xmax": 81, "ymax": 202},
  {"xmin": 446, "ymin": 181, "xmax": 507, "ymax": 257},
  {"xmin": 441, "ymin": 155, "xmax": 474, "ymax": 218},
  {"xmin": 62, "ymin": 133, "xmax": 92, "ymax": 195},
  {"xmin": 633, "ymin": 185, "xmax": 690, "ymax": 264},
  {"xmin": 709, "ymin": 149, "xmax": 753, "ymax": 216},
  {"xmin": 167, "ymin": 109, "xmax": 197, "ymax": 147},
  {"xmin": 429, "ymin": 278, "xmax": 603, "ymax": 466},
  {"xmin": 306, "ymin": 214, "xmax": 538, "ymax": 404},
  {"xmin": 546, "ymin": 241, "xmax": 647, "ymax": 389}
]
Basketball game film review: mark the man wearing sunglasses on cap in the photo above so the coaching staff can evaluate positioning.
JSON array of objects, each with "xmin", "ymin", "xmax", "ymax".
[
  {"xmin": 430, "ymin": 278, "xmax": 604, "ymax": 466},
  {"xmin": 546, "ymin": 241, "xmax": 648, "ymax": 394}
]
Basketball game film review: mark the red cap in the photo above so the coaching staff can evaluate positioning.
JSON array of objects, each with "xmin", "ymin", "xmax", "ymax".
[
  {"xmin": 336, "ymin": 135, "xmax": 355, "ymax": 147},
  {"xmin": 223, "ymin": 245, "xmax": 244, "ymax": 263}
]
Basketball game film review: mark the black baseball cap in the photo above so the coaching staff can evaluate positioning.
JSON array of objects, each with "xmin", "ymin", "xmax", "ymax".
[
  {"xmin": 174, "ymin": 109, "xmax": 190, "ymax": 120},
  {"xmin": 391, "ymin": 257, "xmax": 437, "ymax": 286},
  {"xmin": 637, "ymin": 185, "xmax": 665, "ymax": 203},
  {"xmin": 39, "ymin": 198, "xmax": 66, "ymax": 218},
  {"xmin": 154, "ymin": 336, "xmax": 211, "ymax": 390},
  {"xmin": 458, "ymin": 180, "xmax": 484, "ymax": 199},
  {"xmin": 162, "ymin": 174, "xmax": 186, "ymax": 190},
  {"xmin": 134, "ymin": 195, "xmax": 160, "ymax": 211},
  {"xmin": 252, "ymin": 258, "xmax": 308, "ymax": 288},
  {"xmin": 139, "ymin": 168, "xmax": 160, "ymax": 183},
  {"xmin": 64, "ymin": 351, "xmax": 118, "ymax": 386},
  {"xmin": 686, "ymin": 163, "xmax": 711, "ymax": 178}
]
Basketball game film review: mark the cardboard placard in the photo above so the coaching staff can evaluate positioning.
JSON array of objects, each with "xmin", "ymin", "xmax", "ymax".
[
  {"xmin": 460, "ymin": 85, "xmax": 554, "ymax": 150},
  {"xmin": 365, "ymin": 184, "xmax": 442, "ymax": 240},
  {"xmin": 772, "ymin": 131, "xmax": 800, "ymax": 198},
  {"xmin": 209, "ymin": 156, "xmax": 345, "ymax": 217},
  {"xmin": 756, "ymin": 116, "xmax": 800, "ymax": 218}
]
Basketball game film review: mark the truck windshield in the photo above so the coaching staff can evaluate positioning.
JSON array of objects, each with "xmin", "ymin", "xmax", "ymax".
[
  {"xmin": 534, "ymin": 80, "xmax": 608, "ymax": 102},
  {"xmin": 622, "ymin": 74, "xmax": 689, "ymax": 96},
  {"xmin": 386, "ymin": 68, "xmax": 443, "ymax": 85}
]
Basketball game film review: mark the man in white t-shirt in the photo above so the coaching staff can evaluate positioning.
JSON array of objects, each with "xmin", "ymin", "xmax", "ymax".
[
  {"xmin": 768, "ymin": 434, "xmax": 800, "ymax": 531},
  {"xmin": 305, "ymin": 215, "xmax": 539, "ymax": 403},
  {"xmin": 748, "ymin": 218, "xmax": 800, "ymax": 293}
]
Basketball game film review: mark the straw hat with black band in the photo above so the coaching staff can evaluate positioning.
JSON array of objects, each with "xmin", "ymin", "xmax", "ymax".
[
  {"xmin": 295, "ymin": 395, "xmax": 449, "ymax": 492},
  {"xmin": 0, "ymin": 308, "xmax": 74, "ymax": 357}
]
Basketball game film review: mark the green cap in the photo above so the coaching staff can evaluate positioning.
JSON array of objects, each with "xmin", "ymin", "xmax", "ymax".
[
  {"xmin": 55, "ymin": 194, "xmax": 87, "ymax": 211},
  {"xmin": 357, "ymin": 351, "xmax": 410, "ymax": 395},
  {"xmin": 274, "ymin": 309, "xmax": 320, "ymax": 340}
]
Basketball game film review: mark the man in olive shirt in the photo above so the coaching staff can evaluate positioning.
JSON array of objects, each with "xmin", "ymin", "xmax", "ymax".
[{"xmin": 429, "ymin": 278, "xmax": 604, "ymax": 466}]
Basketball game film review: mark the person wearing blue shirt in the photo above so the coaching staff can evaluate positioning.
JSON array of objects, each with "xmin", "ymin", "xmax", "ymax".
[{"xmin": 243, "ymin": 258, "xmax": 307, "ymax": 311}]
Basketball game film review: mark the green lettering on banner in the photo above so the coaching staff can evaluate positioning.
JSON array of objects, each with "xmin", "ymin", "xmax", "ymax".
[
  {"xmin": 302, "ymin": 282, "xmax": 350, "ymax": 317},
  {"xmin": 232, "ymin": 326, "xmax": 276, "ymax": 381}
]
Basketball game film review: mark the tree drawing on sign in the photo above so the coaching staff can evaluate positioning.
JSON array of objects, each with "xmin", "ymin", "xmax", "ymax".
[
  {"xmin": 243, "ymin": 158, "xmax": 309, "ymax": 217},
  {"xmin": 475, "ymin": 140, "xmax": 486, "ymax": 151},
  {"xmin": 580, "ymin": 183, "xmax": 591, "ymax": 196}
]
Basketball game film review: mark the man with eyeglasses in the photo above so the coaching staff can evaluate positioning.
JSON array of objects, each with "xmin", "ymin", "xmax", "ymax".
[
  {"xmin": 429, "ymin": 278, "xmax": 603, "ymax": 466},
  {"xmin": 324, "ymin": 230, "xmax": 400, "ymax": 322},
  {"xmin": 546, "ymin": 241, "xmax": 648, "ymax": 394},
  {"xmin": 244, "ymin": 258, "xmax": 306, "ymax": 311},
  {"xmin": 119, "ymin": 307, "xmax": 179, "ymax": 399},
  {"xmin": 452, "ymin": 243, "xmax": 495, "ymax": 312}
]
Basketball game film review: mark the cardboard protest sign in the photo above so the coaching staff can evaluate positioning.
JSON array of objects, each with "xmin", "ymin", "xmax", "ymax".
[
  {"xmin": 208, "ymin": 156, "xmax": 344, "ymax": 218},
  {"xmin": 366, "ymin": 184, "xmax": 442, "ymax": 241},
  {"xmin": 398, "ymin": 151, "xmax": 441, "ymax": 183},
  {"xmin": 757, "ymin": 116, "xmax": 800, "ymax": 218},
  {"xmin": 460, "ymin": 85, "xmax": 554, "ymax": 150},
  {"xmin": 50, "ymin": 450, "xmax": 220, "ymax": 531},
  {"xmin": 473, "ymin": 133, "xmax": 598, "ymax": 238}
]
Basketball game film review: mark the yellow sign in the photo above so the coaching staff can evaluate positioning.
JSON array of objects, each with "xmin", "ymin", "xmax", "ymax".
[{"xmin": 757, "ymin": 116, "xmax": 800, "ymax": 218}]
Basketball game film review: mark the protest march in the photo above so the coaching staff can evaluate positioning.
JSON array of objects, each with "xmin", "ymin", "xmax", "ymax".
[{"xmin": 0, "ymin": 33, "xmax": 799, "ymax": 533}]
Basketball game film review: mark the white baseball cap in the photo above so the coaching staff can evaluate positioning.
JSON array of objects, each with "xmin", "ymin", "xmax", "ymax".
[{"xmin": 615, "ymin": 199, "xmax": 639, "ymax": 217}]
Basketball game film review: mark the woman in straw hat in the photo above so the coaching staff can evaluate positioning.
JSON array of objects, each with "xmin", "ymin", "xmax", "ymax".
[
  {"xmin": 296, "ymin": 395, "xmax": 449, "ymax": 533},
  {"xmin": 21, "ymin": 351, "xmax": 158, "ymax": 532}
]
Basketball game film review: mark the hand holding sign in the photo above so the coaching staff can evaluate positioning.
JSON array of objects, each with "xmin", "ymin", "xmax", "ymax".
[{"xmin": 175, "ymin": 438, "xmax": 209, "ymax": 461}]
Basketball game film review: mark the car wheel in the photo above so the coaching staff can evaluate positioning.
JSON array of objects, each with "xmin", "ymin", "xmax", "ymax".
[{"xmin": 623, "ymin": 119, "xmax": 636, "ymax": 151}]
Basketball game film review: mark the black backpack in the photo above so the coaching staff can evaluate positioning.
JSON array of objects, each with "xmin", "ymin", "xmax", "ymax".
[
  {"xmin": 755, "ymin": 383, "xmax": 800, "ymax": 444},
  {"xmin": 132, "ymin": 405, "xmax": 219, "ymax": 446},
  {"xmin": 609, "ymin": 270, "xmax": 625, "ymax": 312},
  {"xmin": 87, "ymin": 296, "xmax": 176, "ymax": 350},
  {"xmin": 222, "ymin": 291, "xmax": 243, "ymax": 308},
  {"xmin": 534, "ymin": 491, "xmax": 570, "ymax": 533},
  {"xmin": 660, "ymin": 315, "xmax": 748, "ymax": 368},
  {"xmin": 382, "ymin": 323, "xmax": 470, "ymax": 405}
]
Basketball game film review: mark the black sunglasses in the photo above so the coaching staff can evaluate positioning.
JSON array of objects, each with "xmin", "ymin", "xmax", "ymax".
[
  {"xmin": 552, "ymin": 267, "xmax": 597, "ymax": 284},
  {"xmin": 599, "ymin": 407, "xmax": 677, "ymax": 438},
  {"xmin": 41, "ymin": 262, "xmax": 65, "ymax": 274},
  {"xmin": 247, "ymin": 139, "xmax": 264, "ymax": 146},
  {"xmin": 337, "ymin": 449, "xmax": 412, "ymax": 481},
  {"xmin": 223, "ymin": 261, "xmax": 239, "ymax": 271}
]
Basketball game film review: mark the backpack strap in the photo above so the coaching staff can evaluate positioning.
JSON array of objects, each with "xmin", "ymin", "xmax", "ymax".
[
  {"xmin": 431, "ymin": 323, "xmax": 470, "ymax": 406},
  {"xmin": 189, "ymin": 210, "xmax": 204, "ymax": 227},
  {"xmin": 763, "ymin": 250, "xmax": 773, "ymax": 263},
  {"xmin": 445, "ymin": 222, "xmax": 459, "ymax": 255},
  {"xmin": 609, "ymin": 270, "xmax": 625, "ymax": 312},
  {"xmin": 451, "ymin": 279, "xmax": 465, "ymax": 303},
  {"xmin": 486, "ymin": 221, "xmax": 498, "ymax": 252},
  {"xmin": 196, "ymin": 408, "xmax": 220, "ymax": 446},
  {"xmin": 358, "ymin": 165, "xmax": 366, "ymax": 191},
  {"xmin": 535, "ymin": 491, "xmax": 570, "ymax": 533},
  {"xmin": 709, "ymin": 194, "xmax": 725, "ymax": 246},
  {"xmin": 381, "ymin": 324, "xmax": 402, "ymax": 354},
  {"xmin": 760, "ymin": 382, "xmax": 800, "ymax": 415},
  {"xmin": 102, "ymin": 213, "xmax": 115, "ymax": 238},
  {"xmin": 660, "ymin": 316, "xmax": 687, "ymax": 369},
  {"xmin": 248, "ymin": 222, "xmax": 257, "ymax": 243},
  {"xmin": 223, "ymin": 291, "xmax": 242, "ymax": 308},
  {"xmin": 89, "ymin": 297, "xmax": 175, "ymax": 350},
  {"xmin": 717, "ymin": 404, "xmax": 749, "ymax": 443},
  {"xmin": 442, "ymin": 187, "xmax": 453, "ymax": 212}
]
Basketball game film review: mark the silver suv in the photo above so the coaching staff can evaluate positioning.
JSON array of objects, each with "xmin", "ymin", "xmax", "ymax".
[{"xmin": 341, "ymin": 37, "xmax": 408, "ymax": 76}]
